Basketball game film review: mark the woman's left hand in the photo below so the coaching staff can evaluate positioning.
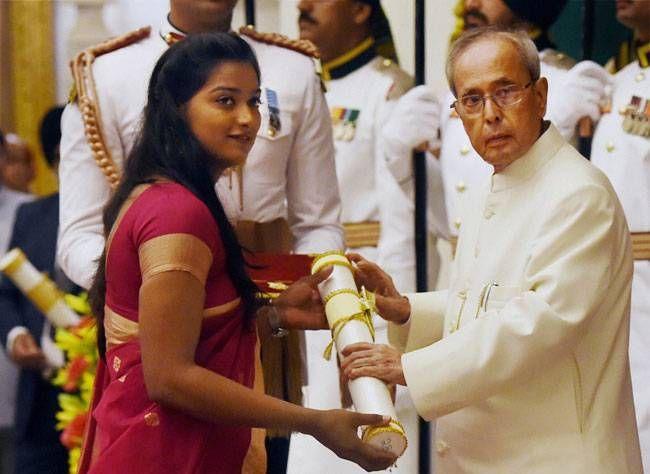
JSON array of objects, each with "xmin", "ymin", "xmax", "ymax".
[
  {"xmin": 340, "ymin": 342, "xmax": 406, "ymax": 386},
  {"xmin": 273, "ymin": 267, "xmax": 332, "ymax": 330}
]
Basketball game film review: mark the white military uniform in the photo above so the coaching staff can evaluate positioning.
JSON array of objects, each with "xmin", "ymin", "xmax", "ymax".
[
  {"xmin": 58, "ymin": 18, "xmax": 343, "ymax": 289},
  {"xmin": 438, "ymin": 49, "xmax": 576, "ymax": 236},
  {"xmin": 591, "ymin": 54, "xmax": 650, "ymax": 472},
  {"xmin": 391, "ymin": 124, "xmax": 642, "ymax": 473},
  {"xmin": 287, "ymin": 44, "xmax": 423, "ymax": 474}
]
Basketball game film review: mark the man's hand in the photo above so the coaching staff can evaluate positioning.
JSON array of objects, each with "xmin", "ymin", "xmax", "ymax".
[
  {"xmin": 548, "ymin": 60, "xmax": 612, "ymax": 139},
  {"xmin": 340, "ymin": 342, "xmax": 406, "ymax": 386},
  {"xmin": 381, "ymin": 85, "xmax": 440, "ymax": 154},
  {"xmin": 347, "ymin": 253, "xmax": 411, "ymax": 324},
  {"xmin": 311, "ymin": 410, "xmax": 397, "ymax": 472},
  {"xmin": 272, "ymin": 267, "xmax": 332, "ymax": 330},
  {"xmin": 10, "ymin": 332, "xmax": 46, "ymax": 371}
]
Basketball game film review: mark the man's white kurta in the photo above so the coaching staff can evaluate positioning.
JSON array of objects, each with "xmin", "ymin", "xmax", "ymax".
[
  {"xmin": 390, "ymin": 124, "xmax": 642, "ymax": 473},
  {"xmin": 591, "ymin": 59, "xmax": 650, "ymax": 471},
  {"xmin": 58, "ymin": 19, "xmax": 343, "ymax": 289}
]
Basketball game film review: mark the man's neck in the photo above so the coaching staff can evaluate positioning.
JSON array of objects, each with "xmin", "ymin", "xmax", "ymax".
[{"xmin": 168, "ymin": 11, "xmax": 231, "ymax": 35}]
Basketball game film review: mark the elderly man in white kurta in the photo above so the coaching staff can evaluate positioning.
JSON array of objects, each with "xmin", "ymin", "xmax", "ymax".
[{"xmin": 341, "ymin": 27, "xmax": 642, "ymax": 473}]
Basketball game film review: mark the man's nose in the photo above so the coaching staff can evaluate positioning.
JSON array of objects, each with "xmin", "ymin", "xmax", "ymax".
[
  {"xmin": 483, "ymin": 96, "xmax": 502, "ymax": 123},
  {"xmin": 297, "ymin": 0, "xmax": 312, "ymax": 12},
  {"xmin": 465, "ymin": 0, "xmax": 480, "ymax": 10}
]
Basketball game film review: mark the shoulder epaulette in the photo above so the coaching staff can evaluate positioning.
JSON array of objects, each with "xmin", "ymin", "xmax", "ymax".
[
  {"xmin": 69, "ymin": 26, "xmax": 151, "ymax": 189},
  {"xmin": 239, "ymin": 25, "xmax": 320, "ymax": 59},
  {"xmin": 540, "ymin": 49, "xmax": 576, "ymax": 71},
  {"xmin": 374, "ymin": 58, "xmax": 414, "ymax": 100}
]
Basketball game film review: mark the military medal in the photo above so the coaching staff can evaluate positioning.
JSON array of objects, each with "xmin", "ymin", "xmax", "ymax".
[
  {"xmin": 330, "ymin": 107, "xmax": 360, "ymax": 142},
  {"xmin": 621, "ymin": 95, "xmax": 650, "ymax": 137},
  {"xmin": 265, "ymin": 88, "xmax": 281, "ymax": 137}
]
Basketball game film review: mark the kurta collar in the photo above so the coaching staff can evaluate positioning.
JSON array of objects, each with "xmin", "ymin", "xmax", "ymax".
[
  {"xmin": 322, "ymin": 37, "xmax": 376, "ymax": 81},
  {"xmin": 491, "ymin": 121, "xmax": 563, "ymax": 192}
]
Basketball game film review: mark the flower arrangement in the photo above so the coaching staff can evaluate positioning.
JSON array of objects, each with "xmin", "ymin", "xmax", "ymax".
[{"xmin": 52, "ymin": 293, "xmax": 98, "ymax": 474}]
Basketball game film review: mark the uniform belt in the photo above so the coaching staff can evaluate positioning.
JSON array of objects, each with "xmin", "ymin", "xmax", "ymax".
[
  {"xmin": 235, "ymin": 218, "xmax": 293, "ymax": 253},
  {"xmin": 631, "ymin": 232, "xmax": 650, "ymax": 261},
  {"xmin": 343, "ymin": 221, "xmax": 381, "ymax": 248}
]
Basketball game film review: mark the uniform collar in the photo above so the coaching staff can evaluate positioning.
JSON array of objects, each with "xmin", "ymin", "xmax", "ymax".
[
  {"xmin": 322, "ymin": 37, "xmax": 376, "ymax": 81},
  {"xmin": 491, "ymin": 121, "xmax": 563, "ymax": 192},
  {"xmin": 159, "ymin": 15, "xmax": 186, "ymax": 46},
  {"xmin": 637, "ymin": 40, "xmax": 650, "ymax": 68}
]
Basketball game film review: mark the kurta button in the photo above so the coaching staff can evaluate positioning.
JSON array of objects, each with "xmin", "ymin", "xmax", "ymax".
[
  {"xmin": 484, "ymin": 209, "xmax": 495, "ymax": 219},
  {"xmin": 267, "ymin": 128, "xmax": 277, "ymax": 137},
  {"xmin": 382, "ymin": 58, "xmax": 392, "ymax": 67},
  {"xmin": 436, "ymin": 440, "xmax": 449, "ymax": 455},
  {"xmin": 455, "ymin": 181, "xmax": 466, "ymax": 192},
  {"xmin": 453, "ymin": 218, "xmax": 461, "ymax": 230},
  {"xmin": 606, "ymin": 141, "xmax": 615, "ymax": 153},
  {"xmin": 460, "ymin": 145, "xmax": 470, "ymax": 155},
  {"xmin": 635, "ymin": 72, "xmax": 645, "ymax": 82}
]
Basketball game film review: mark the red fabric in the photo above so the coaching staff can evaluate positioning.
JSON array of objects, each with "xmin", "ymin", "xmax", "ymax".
[
  {"xmin": 82, "ymin": 183, "xmax": 256, "ymax": 474},
  {"xmin": 247, "ymin": 253, "xmax": 313, "ymax": 293}
]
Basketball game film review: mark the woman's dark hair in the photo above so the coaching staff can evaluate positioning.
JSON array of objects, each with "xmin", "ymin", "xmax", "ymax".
[{"xmin": 89, "ymin": 32, "xmax": 262, "ymax": 357}]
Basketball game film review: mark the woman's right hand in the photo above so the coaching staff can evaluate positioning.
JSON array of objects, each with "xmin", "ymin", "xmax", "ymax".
[
  {"xmin": 347, "ymin": 253, "xmax": 411, "ymax": 325},
  {"xmin": 311, "ymin": 409, "xmax": 397, "ymax": 472}
]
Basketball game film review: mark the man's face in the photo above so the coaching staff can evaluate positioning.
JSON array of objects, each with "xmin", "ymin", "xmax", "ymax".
[
  {"xmin": 169, "ymin": 0, "xmax": 238, "ymax": 33},
  {"xmin": 453, "ymin": 38, "xmax": 547, "ymax": 172},
  {"xmin": 463, "ymin": 0, "xmax": 516, "ymax": 29},
  {"xmin": 298, "ymin": 0, "xmax": 360, "ymax": 57},
  {"xmin": 616, "ymin": 0, "xmax": 650, "ymax": 32},
  {"xmin": 0, "ymin": 138, "xmax": 34, "ymax": 193}
]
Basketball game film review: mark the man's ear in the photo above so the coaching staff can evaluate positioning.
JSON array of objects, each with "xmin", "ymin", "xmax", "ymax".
[
  {"xmin": 534, "ymin": 77, "xmax": 548, "ymax": 119},
  {"xmin": 352, "ymin": 2, "xmax": 372, "ymax": 26}
]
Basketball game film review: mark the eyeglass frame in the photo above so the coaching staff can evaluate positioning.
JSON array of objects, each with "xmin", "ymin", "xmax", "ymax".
[{"xmin": 450, "ymin": 80, "xmax": 535, "ymax": 116}]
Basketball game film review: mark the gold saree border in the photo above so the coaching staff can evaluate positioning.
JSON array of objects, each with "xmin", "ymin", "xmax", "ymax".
[{"xmin": 139, "ymin": 233, "xmax": 213, "ymax": 284}]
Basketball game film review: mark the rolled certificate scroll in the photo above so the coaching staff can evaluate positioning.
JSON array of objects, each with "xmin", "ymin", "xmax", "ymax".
[
  {"xmin": 0, "ymin": 248, "xmax": 80, "ymax": 328},
  {"xmin": 311, "ymin": 251, "xmax": 407, "ymax": 457}
]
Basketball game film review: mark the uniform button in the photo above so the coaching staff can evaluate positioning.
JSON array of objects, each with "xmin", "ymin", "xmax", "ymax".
[
  {"xmin": 635, "ymin": 72, "xmax": 645, "ymax": 82},
  {"xmin": 453, "ymin": 218, "xmax": 461, "ymax": 230},
  {"xmin": 436, "ymin": 440, "xmax": 450, "ymax": 455},
  {"xmin": 460, "ymin": 145, "xmax": 470, "ymax": 155},
  {"xmin": 606, "ymin": 141, "xmax": 615, "ymax": 153},
  {"xmin": 484, "ymin": 209, "xmax": 495, "ymax": 219},
  {"xmin": 267, "ymin": 128, "xmax": 276, "ymax": 137},
  {"xmin": 382, "ymin": 58, "xmax": 392, "ymax": 67},
  {"xmin": 455, "ymin": 181, "xmax": 466, "ymax": 193}
]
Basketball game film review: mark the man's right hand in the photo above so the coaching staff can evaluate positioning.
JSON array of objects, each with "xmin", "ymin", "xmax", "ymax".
[
  {"xmin": 10, "ymin": 332, "xmax": 46, "ymax": 371},
  {"xmin": 347, "ymin": 253, "xmax": 411, "ymax": 324}
]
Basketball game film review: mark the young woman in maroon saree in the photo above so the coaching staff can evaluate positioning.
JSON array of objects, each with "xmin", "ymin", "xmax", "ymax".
[{"xmin": 80, "ymin": 33, "xmax": 396, "ymax": 474}]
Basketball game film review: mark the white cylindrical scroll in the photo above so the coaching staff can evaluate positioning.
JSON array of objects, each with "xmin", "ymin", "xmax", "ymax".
[
  {"xmin": 311, "ymin": 251, "xmax": 407, "ymax": 457},
  {"xmin": 0, "ymin": 248, "xmax": 80, "ymax": 328}
]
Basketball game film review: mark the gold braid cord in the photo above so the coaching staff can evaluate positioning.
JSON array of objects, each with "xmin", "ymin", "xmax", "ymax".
[
  {"xmin": 69, "ymin": 26, "xmax": 151, "ymax": 189},
  {"xmin": 239, "ymin": 25, "xmax": 320, "ymax": 59}
]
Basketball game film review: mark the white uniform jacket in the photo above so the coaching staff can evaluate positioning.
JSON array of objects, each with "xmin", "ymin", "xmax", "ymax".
[
  {"xmin": 591, "ymin": 59, "xmax": 650, "ymax": 471},
  {"xmin": 438, "ymin": 49, "xmax": 576, "ymax": 236},
  {"xmin": 287, "ymin": 55, "xmax": 423, "ymax": 474},
  {"xmin": 390, "ymin": 124, "xmax": 642, "ymax": 473},
  {"xmin": 58, "ymin": 19, "xmax": 343, "ymax": 288}
]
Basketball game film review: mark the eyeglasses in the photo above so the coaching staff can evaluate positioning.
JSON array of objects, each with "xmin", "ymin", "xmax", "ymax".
[{"xmin": 451, "ymin": 81, "xmax": 534, "ymax": 117}]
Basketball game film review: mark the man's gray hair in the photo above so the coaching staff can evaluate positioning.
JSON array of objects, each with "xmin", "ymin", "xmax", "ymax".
[{"xmin": 446, "ymin": 26, "xmax": 541, "ymax": 97}]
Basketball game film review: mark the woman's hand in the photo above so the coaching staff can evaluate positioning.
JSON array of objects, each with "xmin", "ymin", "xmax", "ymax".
[
  {"xmin": 272, "ymin": 267, "xmax": 332, "ymax": 330},
  {"xmin": 340, "ymin": 342, "xmax": 406, "ymax": 386},
  {"xmin": 311, "ymin": 410, "xmax": 397, "ymax": 472},
  {"xmin": 347, "ymin": 253, "xmax": 411, "ymax": 324}
]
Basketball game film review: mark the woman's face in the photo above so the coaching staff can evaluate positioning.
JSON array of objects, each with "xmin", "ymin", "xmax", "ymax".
[{"xmin": 186, "ymin": 61, "xmax": 261, "ymax": 169}]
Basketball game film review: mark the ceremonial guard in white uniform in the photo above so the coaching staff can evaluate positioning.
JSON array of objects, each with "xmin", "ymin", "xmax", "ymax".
[
  {"xmin": 287, "ymin": 2, "xmax": 437, "ymax": 472},
  {"xmin": 58, "ymin": 5, "xmax": 343, "ymax": 472},
  {"xmin": 591, "ymin": 3, "xmax": 650, "ymax": 469},
  {"xmin": 433, "ymin": 0, "xmax": 611, "ymax": 239}
]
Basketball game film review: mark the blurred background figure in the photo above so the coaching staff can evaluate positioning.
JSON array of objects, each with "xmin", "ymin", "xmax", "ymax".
[
  {"xmin": 0, "ymin": 134, "xmax": 34, "ymax": 194},
  {"xmin": 591, "ymin": 0, "xmax": 650, "ymax": 470},
  {"xmin": 0, "ymin": 130, "xmax": 34, "ymax": 474},
  {"xmin": 0, "ymin": 106, "xmax": 69, "ymax": 474}
]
